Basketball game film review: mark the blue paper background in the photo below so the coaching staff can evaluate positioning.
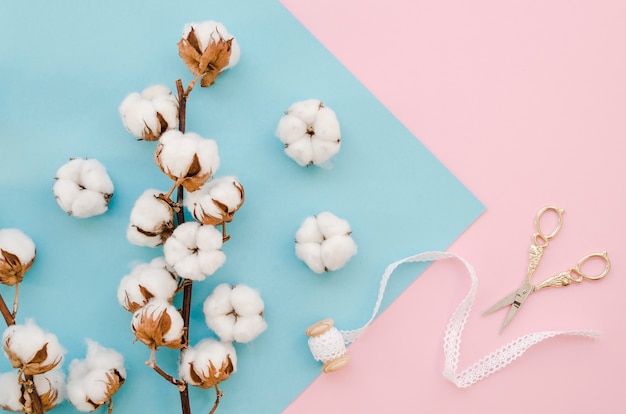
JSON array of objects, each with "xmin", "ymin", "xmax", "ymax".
[{"xmin": 0, "ymin": 1, "xmax": 483, "ymax": 413}]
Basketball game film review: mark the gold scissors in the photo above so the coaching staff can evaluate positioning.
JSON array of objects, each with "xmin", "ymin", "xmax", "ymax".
[{"xmin": 484, "ymin": 206, "xmax": 611, "ymax": 333}]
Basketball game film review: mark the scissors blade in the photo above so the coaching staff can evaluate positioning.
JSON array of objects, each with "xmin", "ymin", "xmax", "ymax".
[
  {"xmin": 499, "ymin": 282, "xmax": 534, "ymax": 333},
  {"xmin": 483, "ymin": 289, "xmax": 518, "ymax": 315}
]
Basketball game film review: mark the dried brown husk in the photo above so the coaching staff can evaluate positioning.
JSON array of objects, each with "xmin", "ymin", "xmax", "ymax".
[
  {"xmin": 194, "ymin": 181, "xmax": 245, "ymax": 226},
  {"xmin": 186, "ymin": 356, "xmax": 234, "ymax": 389},
  {"xmin": 0, "ymin": 249, "xmax": 35, "ymax": 286},
  {"xmin": 177, "ymin": 27, "xmax": 233, "ymax": 88},
  {"xmin": 84, "ymin": 369, "xmax": 126, "ymax": 410},
  {"xmin": 132, "ymin": 307, "xmax": 182, "ymax": 350},
  {"xmin": 141, "ymin": 112, "xmax": 171, "ymax": 142},
  {"xmin": 3, "ymin": 339, "xmax": 61, "ymax": 376}
]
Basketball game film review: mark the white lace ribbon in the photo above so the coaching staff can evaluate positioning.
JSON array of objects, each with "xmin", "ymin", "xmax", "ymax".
[{"xmin": 312, "ymin": 251, "xmax": 600, "ymax": 388}]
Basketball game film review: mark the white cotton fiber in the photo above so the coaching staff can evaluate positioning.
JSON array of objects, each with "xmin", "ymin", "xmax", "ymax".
[
  {"xmin": 0, "ymin": 228, "xmax": 36, "ymax": 264},
  {"xmin": 178, "ymin": 338, "xmax": 237, "ymax": 387},
  {"xmin": 117, "ymin": 257, "xmax": 177, "ymax": 312},
  {"xmin": 0, "ymin": 371, "xmax": 22, "ymax": 411},
  {"xmin": 127, "ymin": 189, "xmax": 174, "ymax": 247},
  {"xmin": 182, "ymin": 21, "xmax": 240, "ymax": 69},
  {"xmin": 2, "ymin": 320, "xmax": 65, "ymax": 374},
  {"xmin": 295, "ymin": 212, "xmax": 357, "ymax": 273},
  {"xmin": 276, "ymin": 99, "xmax": 341, "ymax": 167},
  {"xmin": 53, "ymin": 158, "xmax": 114, "ymax": 218},
  {"xmin": 164, "ymin": 222, "xmax": 225, "ymax": 281},
  {"xmin": 119, "ymin": 84, "xmax": 178, "ymax": 141}
]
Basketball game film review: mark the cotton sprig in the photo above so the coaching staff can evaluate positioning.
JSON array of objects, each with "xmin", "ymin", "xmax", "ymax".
[
  {"xmin": 163, "ymin": 222, "xmax": 226, "ymax": 281},
  {"xmin": 178, "ymin": 21, "xmax": 240, "ymax": 88},
  {"xmin": 275, "ymin": 99, "xmax": 341, "ymax": 167},
  {"xmin": 184, "ymin": 176, "xmax": 244, "ymax": 227},
  {"xmin": 203, "ymin": 284, "xmax": 267, "ymax": 343},
  {"xmin": 0, "ymin": 228, "xmax": 36, "ymax": 288},
  {"xmin": 131, "ymin": 300, "xmax": 184, "ymax": 351},
  {"xmin": 178, "ymin": 338, "xmax": 236, "ymax": 389},
  {"xmin": 119, "ymin": 84, "xmax": 179, "ymax": 141},
  {"xmin": 2, "ymin": 320, "xmax": 65, "ymax": 376},
  {"xmin": 295, "ymin": 212, "xmax": 357, "ymax": 273},
  {"xmin": 67, "ymin": 340, "xmax": 126, "ymax": 413},
  {"xmin": 117, "ymin": 257, "xmax": 178, "ymax": 313},
  {"xmin": 155, "ymin": 130, "xmax": 220, "ymax": 192},
  {"xmin": 126, "ymin": 189, "xmax": 175, "ymax": 247},
  {"xmin": 0, "ymin": 369, "xmax": 66, "ymax": 412},
  {"xmin": 53, "ymin": 158, "xmax": 114, "ymax": 218}
]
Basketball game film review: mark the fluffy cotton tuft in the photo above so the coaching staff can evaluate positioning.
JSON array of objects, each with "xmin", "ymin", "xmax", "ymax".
[
  {"xmin": 155, "ymin": 130, "xmax": 220, "ymax": 192},
  {"xmin": 2, "ymin": 320, "xmax": 65, "ymax": 375},
  {"xmin": 119, "ymin": 84, "xmax": 178, "ymax": 141},
  {"xmin": 275, "ymin": 99, "xmax": 341, "ymax": 167},
  {"xmin": 184, "ymin": 176, "xmax": 245, "ymax": 226},
  {"xmin": 117, "ymin": 257, "xmax": 178, "ymax": 312},
  {"xmin": 179, "ymin": 21, "xmax": 240, "ymax": 87},
  {"xmin": 178, "ymin": 338, "xmax": 237, "ymax": 389},
  {"xmin": 67, "ymin": 340, "xmax": 126, "ymax": 412},
  {"xmin": 203, "ymin": 283, "xmax": 267, "ymax": 343},
  {"xmin": 0, "ymin": 369, "xmax": 66, "ymax": 412},
  {"xmin": 0, "ymin": 228, "xmax": 36, "ymax": 286},
  {"xmin": 163, "ymin": 222, "xmax": 226, "ymax": 281},
  {"xmin": 131, "ymin": 299, "xmax": 184, "ymax": 350},
  {"xmin": 295, "ymin": 212, "xmax": 357, "ymax": 273},
  {"xmin": 53, "ymin": 158, "xmax": 114, "ymax": 218},
  {"xmin": 126, "ymin": 189, "xmax": 175, "ymax": 247}
]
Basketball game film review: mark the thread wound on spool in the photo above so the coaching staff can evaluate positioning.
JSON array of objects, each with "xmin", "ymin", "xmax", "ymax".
[{"xmin": 306, "ymin": 319, "xmax": 350, "ymax": 373}]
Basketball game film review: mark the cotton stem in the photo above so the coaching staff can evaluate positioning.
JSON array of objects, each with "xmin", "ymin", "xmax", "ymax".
[
  {"xmin": 22, "ymin": 375, "xmax": 44, "ymax": 414},
  {"xmin": 0, "ymin": 293, "xmax": 15, "ymax": 326},
  {"xmin": 146, "ymin": 351, "xmax": 186, "ymax": 391},
  {"xmin": 13, "ymin": 283, "xmax": 19, "ymax": 317},
  {"xmin": 208, "ymin": 384, "xmax": 223, "ymax": 414}
]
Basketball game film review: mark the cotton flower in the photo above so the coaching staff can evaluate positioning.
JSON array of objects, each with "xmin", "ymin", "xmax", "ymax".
[
  {"xmin": 0, "ymin": 228, "xmax": 36, "ymax": 287},
  {"xmin": 184, "ymin": 176, "xmax": 244, "ymax": 226},
  {"xmin": 53, "ymin": 158, "xmax": 114, "ymax": 218},
  {"xmin": 163, "ymin": 222, "xmax": 226, "ymax": 281},
  {"xmin": 155, "ymin": 130, "xmax": 220, "ymax": 192},
  {"xmin": 67, "ymin": 340, "xmax": 126, "ymax": 412},
  {"xmin": 2, "ymin": 320, "xmax": 64, "ymax": 376},
  {"xmin": 0, "ymin": 369, "xmax": 66, "ymax": 412},
  {"xmin": 203, "ymin": 283, "xmax": 267, "ymax": 343},
  {"xmin": 178, "ymin": 338, "xmax": 236, "ymax": 389},
  {"xmin": 178, "ymin": 20, "xmax": 240, "ymax": 87},
  {"xmin": 119, "ymin": 84, "xmax": 179, "ymax": 141},
  {"xmin": 131, "ymin": 299, "xmax": 184, "ymax": 350},
  {"xmin": 295, "ymin": 212, "xmax": 357, "ymax": 273},
  {"xmin": 126, "ymin": 189, "xmax": 175, "ymax": 247},
  {"xmin": 117, "ymin": 257, "xmax": 178, "ymax": 313},
  {"xmin": 276, "ymin": 99, "xmax": 341, "ymax": 167}
]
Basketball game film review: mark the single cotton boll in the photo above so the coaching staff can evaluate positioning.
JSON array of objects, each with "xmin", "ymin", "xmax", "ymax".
[
  {"xmin": 295, "ymin": 212, "xmax": 357, "ymax": 273},
  {"xmin": 204, "ymin": 283, "xmax": 267, "ymax": 343},
  {"xmin": 127, "ymin": 189, "xmax": 174, "ymax": 247},
  {"xmin": 182, "ymin": 21, "xmax": 240, "ymax": 70},
  {"xmin": 276, "ymin": 99, "xmax": 341, "ymax": 166},
  {"xmin": 53, "ymin": 158, "xmax": 114, "ymax": 218},
  {"xmin": 119, "ymin": 84, "xmax": 178, "ymax": 141},
  {"xmin": 2, "ymin": 320, "xmax": 65, "ymax": 375},
  {"xmin": 206, "ymin": 176, "xmax": 244, "ymax": 213},
  {"xmin": 164, "ymin": 222, "xmax": 225, "ymax": 281},
  {"xmin": 0, "ymin": 371, "xmax": 22, "ymax": 411},
  {"xmin": 117, "ymin": 257, "xmax": 177, "ymax": 312},
  {"xmin": 0, "ymin": 228, "xmax": 36, "ymax": 286},
  {"xmin": 178, "ymin": 339, "xmax": 237, "ymax": 389},
  {"xmin": 131, "ymin": 300, "xmax": 184, "ymax": 349}
]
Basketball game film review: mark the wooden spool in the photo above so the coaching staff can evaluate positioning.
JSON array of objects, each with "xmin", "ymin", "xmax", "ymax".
[{"xmin": 305, "ymin": 318, "xmax": 350, "ymax": 373}]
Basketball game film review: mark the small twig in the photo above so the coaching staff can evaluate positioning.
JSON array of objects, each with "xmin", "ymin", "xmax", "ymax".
[
  {"xmin": 107, "ymin": 398, "xmax": 114, "ymax": 414},
  {"xmin": 208, "ymin": 384, "xmax": 223, "ymax": 414},
  {"xmin": 12, "ymin": 283, "xmax": 19, "ymax": 317},
  {"xmin": 221, "ymin": 223, "xmax": 230, "ymax": 242},
  {"xmin": 176, "ymin": 80, "xmax": 187, "ymax": 134},
  {"xmin": 0, "ymin": 293, "xmax": 15, "ymax": 326},
  {"xmin": 164, "ymin": 177, "xmax": 186, "ymax": 200},
  {"xmin": 185, "ymin": 73, "xmax": 203, "ymax": 97},
  {"xmin": 146, "ymin": 350, "xmax": 186, "ymax": 391},
  {"xmin": 22, "ymin": 375, "xmax": 44, "ymax": 414}
]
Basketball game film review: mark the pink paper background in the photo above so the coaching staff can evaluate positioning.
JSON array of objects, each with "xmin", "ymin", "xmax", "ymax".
[{"xmin": 281, "ymin": 1, "xmax": 626, "ymax": 413}]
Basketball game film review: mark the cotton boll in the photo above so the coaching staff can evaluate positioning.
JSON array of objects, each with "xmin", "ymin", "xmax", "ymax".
[
  {"xmin": 119, "ymin": 84, "xmax": 178, "ymax": 141},
  {"xmin": 276, "ymin": 99, "xmax": 341, "ymax": 166},
  {"xmin": 185, "ymin": 176, "xmax": 244, "ymax": 226},
  {"xmin": 67, "ymin": 340, "xmax": 126, "ymax": 412},
  {"xmin": 53, "ymin": 158, "xmax": 114, "ymax": 218},
  {"xmin": 2, "ymin": 320, "xmax": 65, "ymax": 375},
  {"xmin": 131, "ymin": 300, "xmax": 184, "ymax": 349},
  {"xmin": 34, "ymin": 369, "xmax": 66, "ymax": 411},
  {"xmin": 127, "ymin": 189, "xmax": 174, "ymax": 247},
  {"xmin": 206, "ymin": 176, "xmax": 245, "ymax": 213},
  {"xmin": 178, "ymin": 339, "xmax": 236, "ymax": 389},
  {"xmin": 117, "ymin": 257, "xmax": 177, "ymax": 312},
  {"xmin": 0, "ymin": 228, "xmax": 36, "ymax": 286},
  {"xmin": 295, "ymin": 212, "xmax": 357, "ymax": 273},
  {"xmin": 164, "ymin": 222, "xmax": 225, "ymax": 281},
  {"xmin": 204, "ymin": 283, "xmax": 267, "ymax": 343},
  {"xmin": 156, "ymin": 131, "xmax": 220, "ymax": 192}
]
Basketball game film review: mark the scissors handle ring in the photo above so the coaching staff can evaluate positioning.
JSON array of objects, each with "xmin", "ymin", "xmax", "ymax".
[
  {"xmin": 570, "ymin": 251, "xmax": 611, "ymax": 281},
  {"xmin": 533, "ymin": 206, "xmax": 565, "ymax": 247}
]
